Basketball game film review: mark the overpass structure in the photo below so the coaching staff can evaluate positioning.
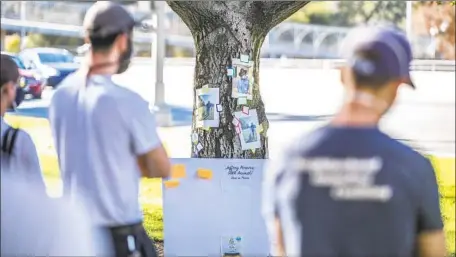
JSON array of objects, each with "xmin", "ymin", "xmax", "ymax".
[{"xmin": 1, "ymin": 18, "xmax": 350, "ymax": 58}]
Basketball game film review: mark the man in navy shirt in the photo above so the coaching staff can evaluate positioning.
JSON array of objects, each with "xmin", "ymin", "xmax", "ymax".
[{"xmin": 263, "ymin": 25, "xmax": 446, "ymax": 257}]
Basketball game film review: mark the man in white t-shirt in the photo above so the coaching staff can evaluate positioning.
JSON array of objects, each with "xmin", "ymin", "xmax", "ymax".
[
  {"xmin": 48, "ymin": 2, "xmax": 170, "ymax": 256},
  {"xmin": 1, "ymin": 54, "xmax": 45, "ymax": 194}
]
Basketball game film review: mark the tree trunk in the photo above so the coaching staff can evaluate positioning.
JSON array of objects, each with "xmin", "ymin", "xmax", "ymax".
[{"xmin": 167, "ymin": 1, "xmax": 309, "ymax": 159}]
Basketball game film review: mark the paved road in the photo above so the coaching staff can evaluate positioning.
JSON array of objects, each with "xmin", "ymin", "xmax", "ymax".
[{"xmin": 16, "ymin": 64, "xmax": 455, "ymax": 157}]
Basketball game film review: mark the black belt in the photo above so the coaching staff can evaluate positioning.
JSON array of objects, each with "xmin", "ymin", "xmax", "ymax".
[{"xmin": 108, "ymin": 222, "xmax": 143, "ymax": 236}]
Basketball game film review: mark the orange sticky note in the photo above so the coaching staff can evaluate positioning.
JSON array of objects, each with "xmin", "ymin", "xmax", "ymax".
[
  {"xmin": 164, "ymin": 180, "xmax": 180, "ymax": 189},
  {"xmin": 171, "ymin": 164, "xmax": 186, "ymax": 179},
  {"xmin": 197, "ymin": 169, "xmax": 213, "ymax": 180}
]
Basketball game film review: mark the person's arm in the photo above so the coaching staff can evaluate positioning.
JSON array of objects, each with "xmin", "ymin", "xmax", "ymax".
[
  {"xmin": 48, "ymin": 90, "xmax": 69, "ymax": 196},
  {"xmin": 128, "ymin": 99, "xmax": 170, "ymax": 178},
  {"xmin": 19, "ymin": 132, "xmax": 46, "ymax": 194},
  {"xmin": 416, "ymin": 158, "xmax": 446, "ymax": 257}
]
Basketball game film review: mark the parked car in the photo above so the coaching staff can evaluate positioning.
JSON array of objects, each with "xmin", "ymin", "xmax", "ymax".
[
  {"xmin": 1, "ymin": 51, "xmax": 45, "ymax": 99},
  {"xmin": 19, "ymin": 48, "xmax": 79, "ymax": 88}
]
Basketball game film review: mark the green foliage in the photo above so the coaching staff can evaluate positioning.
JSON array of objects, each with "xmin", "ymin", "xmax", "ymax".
[
  {"xmin": 288, "ymin": 1, "xmax": 406, "ymax": 27},
  {"xmin": 288, "ymin": 2, "xmax": 334, "ymax": 24},
  {"xmin": 417, "ymin": 1, "xmax": 456, "ymax": 6},
  {"xmin": 143, "ymin": 205, "xmax": 164, "ymax": 241},
  {"xmin": 25, "ymin": 33, "xmax": 51, "ymax": 48}
]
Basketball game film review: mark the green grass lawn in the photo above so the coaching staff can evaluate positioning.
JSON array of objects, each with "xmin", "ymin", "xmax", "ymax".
[{"xmin": 5, "ymin": 114, "xmax": 456, "ymax": 252}]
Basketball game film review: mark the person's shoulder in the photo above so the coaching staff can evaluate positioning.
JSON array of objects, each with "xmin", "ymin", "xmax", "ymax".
[
  {"xmin": 16, "ymin": 127, "xmax": 35, "ymax": 146},
  {"xmin": 52, "ymin": 71, "xmax": 84, "ymax": 99},
  {"xmin": 102, "ymin": 79, "xmax": 149, "ymax": 106},
  {"xmin": 382, "ymin": 135, "xmax": 431, "ymax": 166},
  {"xmin": 285, "ymin": 126, "xmax": 337, "ymax": 155},
  {"xmin": 3, "ymin": 125, "xmax": 35, "ymax": 149}
]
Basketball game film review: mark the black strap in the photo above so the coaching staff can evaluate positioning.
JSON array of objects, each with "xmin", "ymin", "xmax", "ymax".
[{"xmin": 2, "ymin": 127, "xmax": 19, "ymax": 155}]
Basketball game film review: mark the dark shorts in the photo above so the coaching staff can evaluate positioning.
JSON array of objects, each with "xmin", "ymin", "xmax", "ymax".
[{"xmin": 108, "ymin": 222, "xmax": 158, "ymax": 257}]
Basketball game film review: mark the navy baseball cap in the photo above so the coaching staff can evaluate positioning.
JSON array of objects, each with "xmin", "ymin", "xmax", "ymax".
[
  {"xmin": 339, "ymin": 25, "xmax": 415, "ymax": 88},
  {"xmin": 83, "ymin": 1, "xmax": 143, "ymax": 37}
]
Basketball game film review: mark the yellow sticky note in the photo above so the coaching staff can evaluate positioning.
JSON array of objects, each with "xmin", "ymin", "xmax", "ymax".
[
  {"xmin": 197, "ymin": 107, "xmax": 204, "ymax": 116},
  {"xmin": 164, "ymin": 180, "xmax": 180, "ymax": 189},
  {"xmin": 257, "ymin": 124, "xmax": 264, "ymax": 133},
  {"xmin": 197, "ymin": 169, "xmax": 213, "ymax": 180},
  {"xmin": 201, "ymin": 87, "xmax": 209, "ymax": 94},
  {"xmin": 171, "ymin": 164, "xmax": 186, "ymax": 179}
]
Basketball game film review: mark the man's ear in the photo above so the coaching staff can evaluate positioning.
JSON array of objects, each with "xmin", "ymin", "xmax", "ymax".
[
  {"xmin": 116, "ymin": 33, "xmax": 129, "ymax": 52},
  {"xmin": 339, "ymin": 66, "xmax": 347, "ymax": 85},
  {"xmin": 1, "ymin": 82, "xmax": 13, "ymax": 96}
]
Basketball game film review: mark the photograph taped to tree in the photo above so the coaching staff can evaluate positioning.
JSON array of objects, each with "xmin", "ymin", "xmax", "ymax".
[
  {"xmin": 231, "ymin": 59, "xmax": 254, "ymax": 100},
  {"xmin": 196, "ymin": 87, "xmax": 220, "ymax": 128},
  {"xmin": 234, "ymin": 109, "xmax": 261, "ymax": 150}
]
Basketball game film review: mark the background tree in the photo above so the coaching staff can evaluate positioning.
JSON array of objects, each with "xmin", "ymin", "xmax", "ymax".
[
  {"xmin": 167, "ymin": 1, "xmax": 309, "ymax": 159},
  {"xmin": 288, "ymin": 1, "xmax": 406, "ymax": 27},
  {"xmin": 417, "ymin": 1, "xmax": 455, "ymax": 59},
  {"xmin": 4, "ymin": 34, "xmax": 21, "ymax": 53}
]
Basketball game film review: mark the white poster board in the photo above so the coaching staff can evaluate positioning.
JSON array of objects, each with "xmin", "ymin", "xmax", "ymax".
[{"xmin": 163, "ymin": 158, "xmax": 269, "ymax": 256}]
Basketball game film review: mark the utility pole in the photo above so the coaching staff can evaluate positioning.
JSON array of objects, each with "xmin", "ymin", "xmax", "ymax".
[
  {"xmin": 405, "ymin": 1, "xmax": 413, "ymax": 40},
  {"xmin": 152, "ymin": 1, "xmax": 172, "ymax": 126},
  {"xmin": 20, "ymin": 1, "xmax": 26, "ymax": 50}
]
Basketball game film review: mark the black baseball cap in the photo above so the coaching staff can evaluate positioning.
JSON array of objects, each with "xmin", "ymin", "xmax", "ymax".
[
  {"xmin": 340, "ymin": 25, "xmax": 415, "ymax": 89},
  {"xmin": 1, "ymin": 54, "xmax": 19, "ymax": 87},
  {"xmin": 83, "ymin": 1, "xmax": 143, "ymax": 37}
]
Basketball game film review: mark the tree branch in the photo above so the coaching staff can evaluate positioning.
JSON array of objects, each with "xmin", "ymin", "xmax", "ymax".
[
  {"xmin": 166, "ymin": 1, "xmax": 224, "ymax": 32},
  {"xmin": 257, "ymin": 1, "xmax": 310, "ymax": 34}
]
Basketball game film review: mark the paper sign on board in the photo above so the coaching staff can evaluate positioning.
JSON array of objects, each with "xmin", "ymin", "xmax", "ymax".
[{"xmin": 171, "ymin": 164, "xmax": 186, "ymax": 179}]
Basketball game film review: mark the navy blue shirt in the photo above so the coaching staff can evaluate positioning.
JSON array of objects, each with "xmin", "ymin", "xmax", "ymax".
[{"xmin": 263, "ymin": 126, "xmax": 443, "ymax": 257}]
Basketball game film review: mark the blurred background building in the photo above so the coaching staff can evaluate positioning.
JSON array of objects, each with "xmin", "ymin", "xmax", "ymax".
[{"xmin": 1, "ymin": 1, "xmax": 454, "ymax": 59}]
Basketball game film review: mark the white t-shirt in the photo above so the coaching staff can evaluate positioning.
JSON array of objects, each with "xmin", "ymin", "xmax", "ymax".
[
  {"xmin": 1, "ymin": 174, "xmax": 109, "ymax": 256},
  {"xmin": 0, "ymin": 117, "xmax": 45, "ymax": 192},
  {"xmin": 48, "ymin": 71, "xmax": 162, "ymax": 226}
]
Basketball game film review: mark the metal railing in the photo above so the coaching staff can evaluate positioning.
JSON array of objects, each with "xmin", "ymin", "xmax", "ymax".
[{"xmin": 129, "ymin": 58, "xmax": 455, "ymax": 72}]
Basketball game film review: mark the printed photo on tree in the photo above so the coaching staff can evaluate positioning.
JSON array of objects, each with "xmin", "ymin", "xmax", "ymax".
[
  {"xmin": 231, "ymin": 59, "xmax": 254, "ymax": 100},
  {"xmin": 195, "ymin": 87, "xmax": 220, "ymax": 128}
]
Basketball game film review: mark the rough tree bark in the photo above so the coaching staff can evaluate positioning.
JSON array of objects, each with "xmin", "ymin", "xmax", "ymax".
[{"xmin": 167, "ymin": 1, "xmax": 309, "ymax": 159}]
